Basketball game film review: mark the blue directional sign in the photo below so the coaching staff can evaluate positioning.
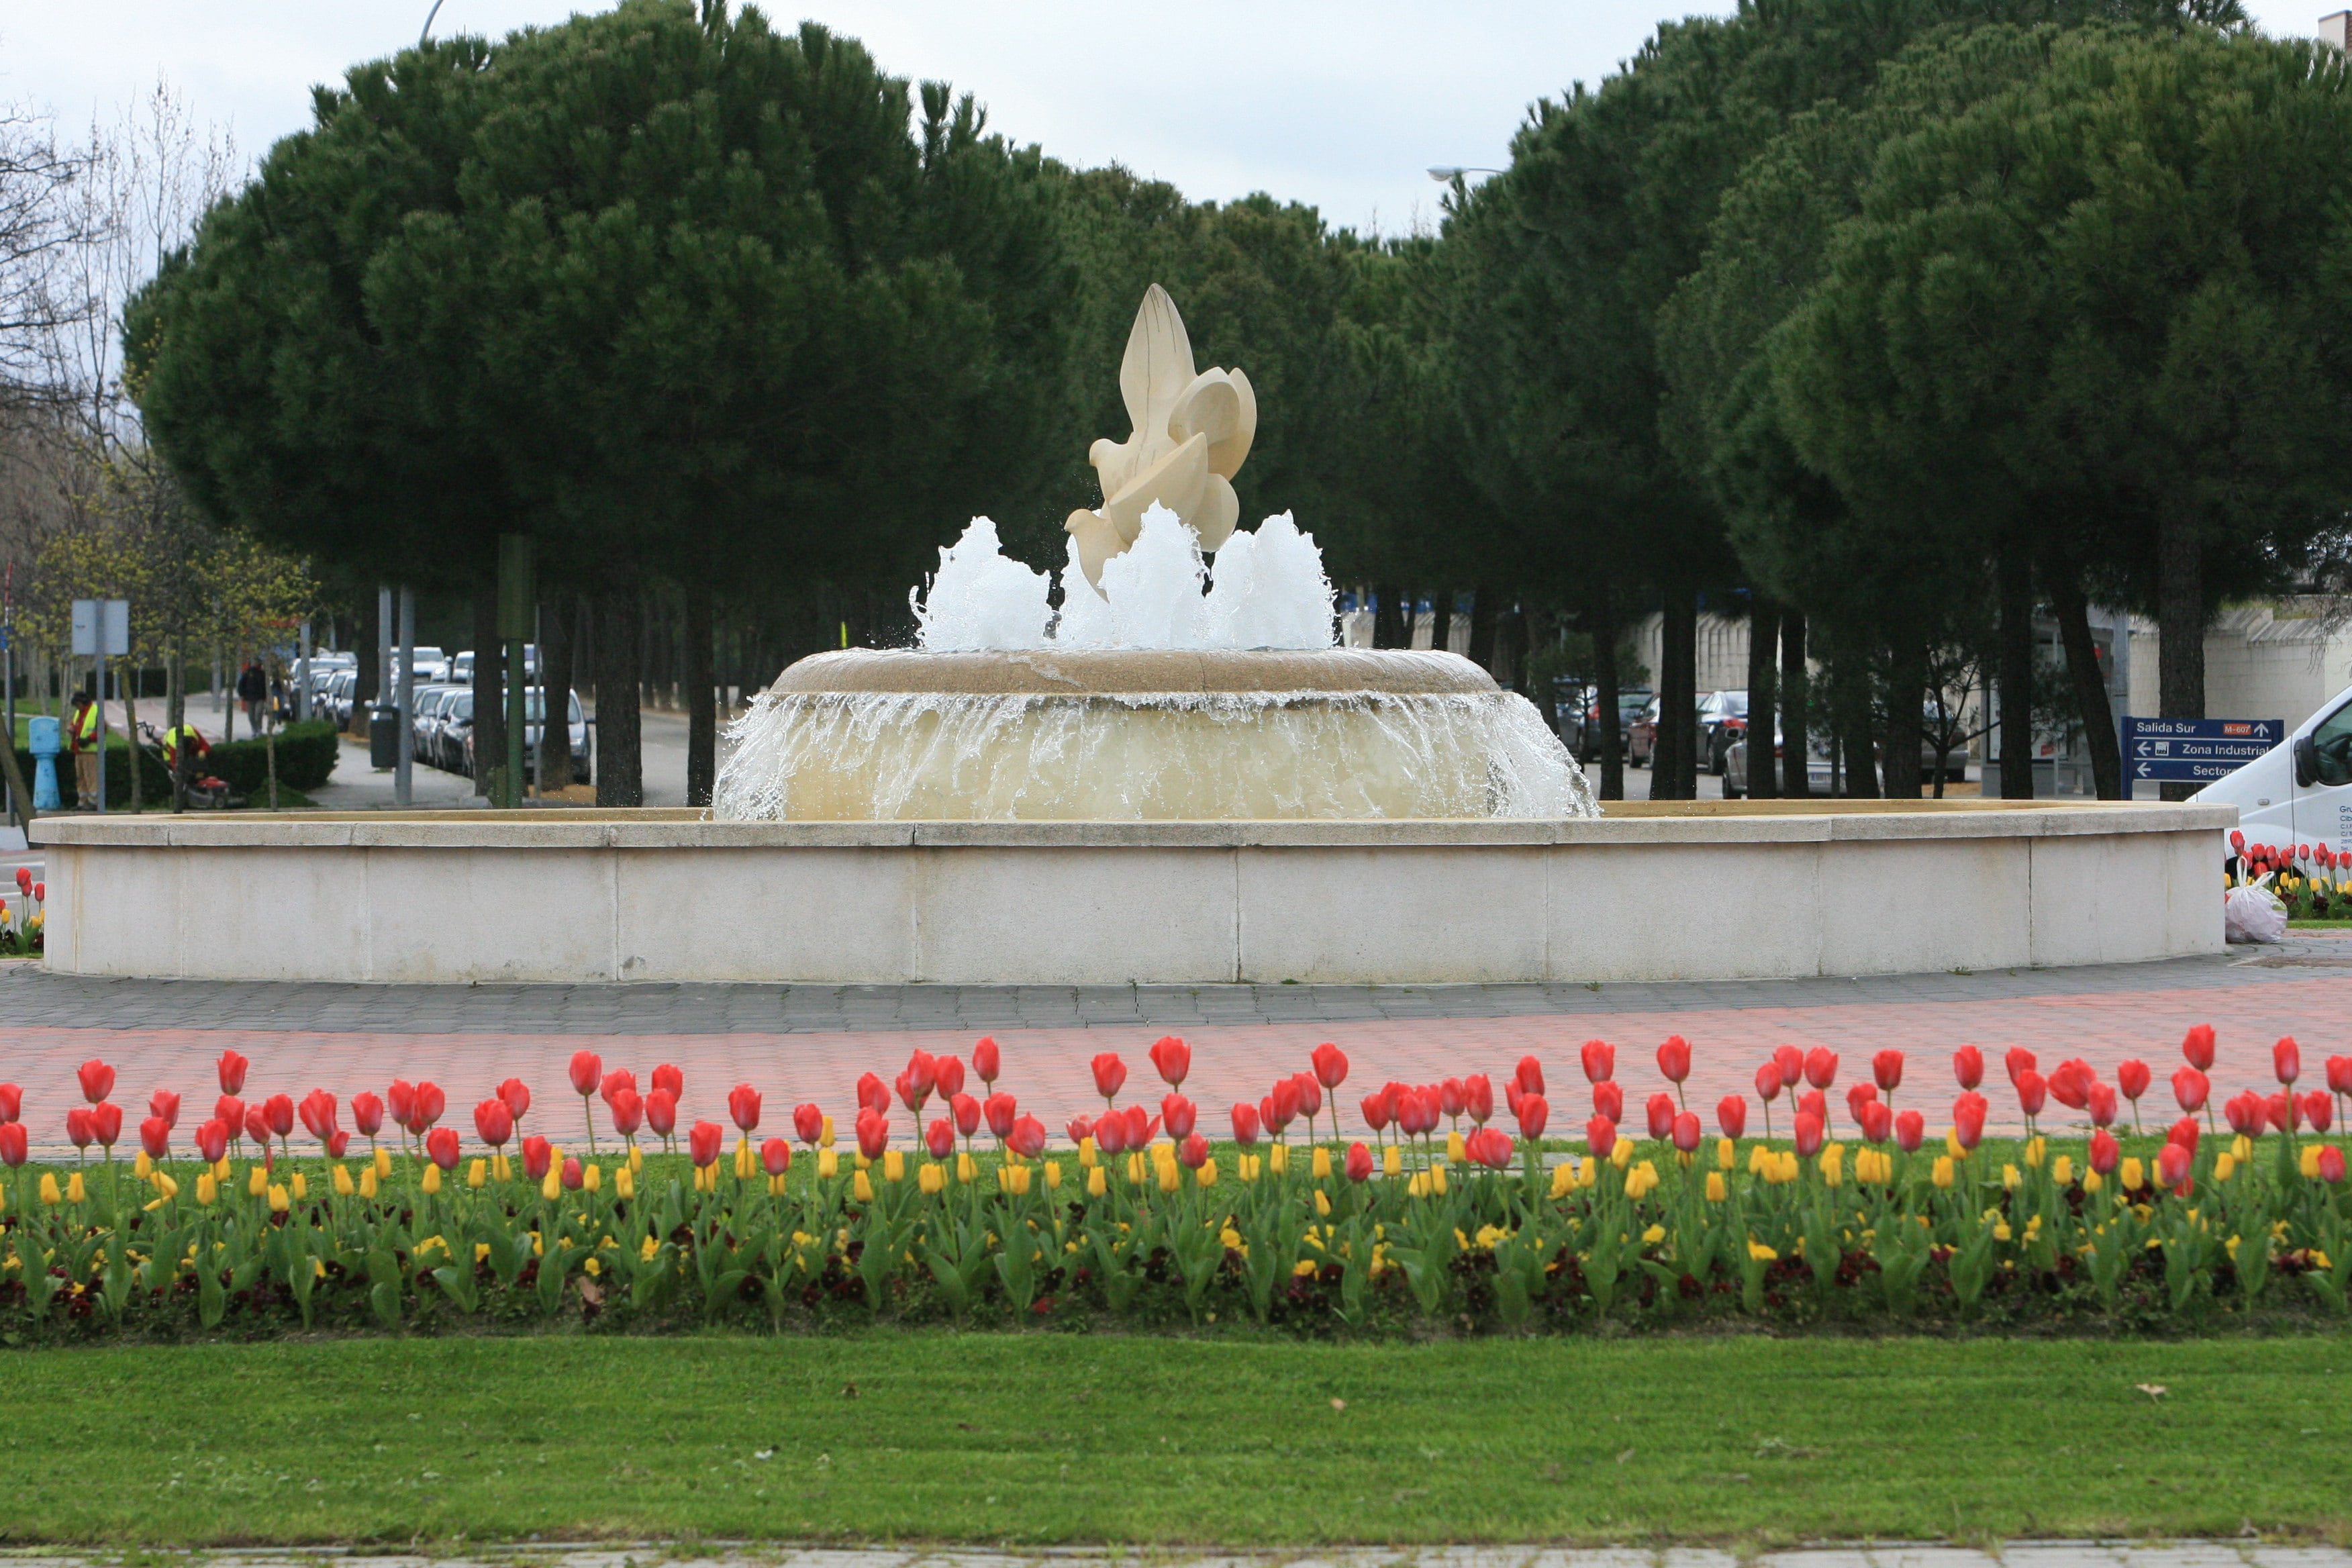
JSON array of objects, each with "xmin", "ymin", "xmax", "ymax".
[{"xmin": 2122, "ymin": 716, "xmax": 2282, "ymax": 783}]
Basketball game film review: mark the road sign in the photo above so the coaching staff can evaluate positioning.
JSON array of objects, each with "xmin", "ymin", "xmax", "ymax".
[
  {"xmin": 70, "ymin": 599, "xmax": 130, "ymax": 657},
  {"xmin": 2122, "ymin": 715, "xmax": 2282, "ymax": 783}
]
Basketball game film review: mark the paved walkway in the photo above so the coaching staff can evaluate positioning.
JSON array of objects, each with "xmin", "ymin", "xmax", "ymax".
[
  {"xmin": 0, "ymin": 1545, "xmax": 2341, "ymax": 1568},
  {"xmin": 3, "ymin": 939, "xmax": 2347, "ymax": 1153}
]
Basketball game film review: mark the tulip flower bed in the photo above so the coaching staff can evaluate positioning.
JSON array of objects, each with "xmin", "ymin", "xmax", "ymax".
[{"xmin": 3, "ymin": 1031, "xmax": 2349, "ymax": 1342}]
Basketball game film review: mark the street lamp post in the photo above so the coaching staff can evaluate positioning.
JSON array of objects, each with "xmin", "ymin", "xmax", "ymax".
[{"xmin": 1427, "ymin": 166, "xmax": 1504, "ymax": 182}]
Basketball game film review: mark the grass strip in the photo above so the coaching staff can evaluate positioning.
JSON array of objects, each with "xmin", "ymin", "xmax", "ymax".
[{"xmin": 0, "ymin": 1332, "xmax": 2347, "ymax": 1546}]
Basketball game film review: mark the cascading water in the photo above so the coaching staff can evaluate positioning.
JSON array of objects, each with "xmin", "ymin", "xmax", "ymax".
[{"xmin": 711, "ymin": 284, "xmax": 1596, "ymax": 824}]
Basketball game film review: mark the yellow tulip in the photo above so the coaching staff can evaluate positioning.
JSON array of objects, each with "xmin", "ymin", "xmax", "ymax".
[
  {"xmin": 1312, "ymin": 1147, "xmax": 1333, "ymax": 1180},
  {"xmin": 1945, "ymin": 1130, "xmax": 1965, "ymax": 1160},
  {"xmin": 1706, "ymin": 1171, "xmax": 1728, "ymax": 1202},
  {"xmin": 195, "ymin": 1172, "xmax": 218, "ymax": 1206},
  {"xmin": 2051, "ymin": 1155, "xmax": 2074, "ymax": 1187},
  {"xmin": 1240, "ymin": 1153, "xmax": 1262, "ymax": 1183},
  {"xmin": 583, "ymin": 1164, "xmax": 602, "ymax": 1193},
  {"xmin": 1269, "ymin": 1142, "xmax": 1289, "ymax": 1175},
  {"xmin": 852, "ymin": 1170, "xmax": 875, "ymax": 1203},
  {"xmin": 2300, "ymin": 1145, "xmax": 2323, "ymax": 1180},
  {"xmin": 1044, "ymin": 1160, "xmax": 1062, "ymax": 1189},
  {"xmin": 1087, "ymin": 1164, "xmax": 1108, "ymax": 1197},
  {"xmin": 2232, "ymin": 1134, "xmax": 2253, "ymax": 1163},
  {"xmin": 331, "ymin": 1163, "xmax": 355, "ymax": 1197},
  {"xmin": 818, "ymin": 1148, "xmax": 839, "ymax": 1179},
  {"xmin": 1010, "ymin": 1164, "xmax": 1033, "ymax": 1196},
  {"xmin": 1931, "ymin": 1156, "xmax": 1955, "ymax": 1189},
  {"xmin": 2214, "ymin": 1153, "xmax": 2237, "ymax": 1183},
  {"xmin": 2002, "ymin": 1164, "xmax": 2020, "ymax": 1191},
  {"xmin": 1313, "ymin": 1187, "xmax": 1331, "ymax": 1214},
  {"xmin": 421, "ymin": 1165, "xmax": 442, "ymax": 1195},
  {"xmin": 467, "ymin": 1159, "xmax": 487, "ymax": 1189},
  {"xmin": 541, "ymin": 1170, "xmax": 562, "ymax": 1202},
  {"xmin": 1383, "ymin": 1144, "xmax": 1403, "ymax": 1177},
  {"xmin": 2024, "ymin": 1136, "xmax": 2046, "ymax": 1169},
  {"xmin": 266, "ymin": 1183, "xmax": 290, "ymax": 1213},
  {"xmin": 2084, "ymin": 1169, "xmax": 2104, "ymax": 1194},
  {"xmin": 1612, "ymin": 1137, "xmax": 1634, "ymax": 1171},
  {"xmin": 360, "ymin": 1166, "xmax": 379, "ymax": 1199},
  {"xmin": 918, "ymin": 1163, "xmax": 945, "ymax": 1195},
  {"xmin": 1717, "ymin": 1138, "xmax": 1736, "ymax": 1171},
  {"xmin": 2120, "ymin": 1157, "xmax": 2145, "ymax": 1192},
  {"xmin": 213, "ymin": 1157, "xmax": 230, "ymax": 1181},
  {"xmin": 1431, "ymin": 1163, "xmax": 1449, "ymax": 1195},
  {"xmin": 854, "ymin": 1151, "xmax": 871, "ymax": 1171},
  {"xmin": 134, "ymin": 1151, "xmax": 153, "ymax": 1179},
  {"xmin": 1748, "ymin": 1240, "xmax": 1777, "ymax": 1262},
  {"xmin": 1447, "ymin": 1130, "xmax": 1467, "ymax": 1164},
  {"xmin": 883, "ymin": 1150, "xmax": 905, "ymax": 1184},
  {"xmin": 1550, "ymin": 1161, "xmax": 1576, "ymax": 1199},
  {"xmin": 1158, "ymin": 1161, "xmax": 1181, "ymax": 1195},
  {"xmin": 375, "ymin": 1147, "xmax": 393, "ymax": 1179},
  {"xmin": 820, "ymin": 1114, "xmax": 835, "ymax": 1147},
  {"xmin": 735, "ymin": 1138, "xmax": 756, "ymax": 1180},
  {"xmin": 1077, "ymin": 1136, "xmax": 1097, "ymax": 1169},
  {"xmin": 493, "ymin": 1154, "xmax": 511, "ymax": 1181},
  {"xmin": 958, "ymin": 1151, "xmax": 977, "ymax": 1182},
  {"xmin": 1196, "ymin": 1159, "xmax": 1218, "ymax": 1187},
  {"xmin": 1820, "ymin": 1146, "xmax": 1845, "ymax": 1189},
  {"xmin": 1641, "ymin": 1223, "xmax": 1667, "ymax": 1246},
  {"xmin": 38, "ymin": 1173, "xmax": 60, "ymax": 1206},
  {"xmin": 291, "ymin": 1172, "xmax": 308, "ymax": 1200},
  {"xmin": 628, "ymin": 1145, "xmax": 644, "ymax": 1173},
  {"xmin": 616, "ymin": 1165, "xmax": 636, "ymax": 1199},
  {"xmin": 246, "ymin": 1165, "xmax": 267, "ymax": 1197},
  {"xmin": 1993, "ymin": 1221, "xmax": 2013, "ymax": 1242}
]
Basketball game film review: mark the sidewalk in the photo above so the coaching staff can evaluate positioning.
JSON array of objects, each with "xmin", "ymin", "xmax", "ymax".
[{"xmin": 2, "ymin": 939, "xmax": 2345, "ymax": 1150}]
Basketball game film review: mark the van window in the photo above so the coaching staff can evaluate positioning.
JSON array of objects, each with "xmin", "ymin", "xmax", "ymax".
[{"xmin": 2311, "ymin": 702, "xmax": 2352, "ymax": 787}]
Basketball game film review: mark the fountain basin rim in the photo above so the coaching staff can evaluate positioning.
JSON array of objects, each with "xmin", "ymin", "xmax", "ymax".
[{"xmin": 764, "ymin": 646, "xmax": 1500, "ymax": 696}]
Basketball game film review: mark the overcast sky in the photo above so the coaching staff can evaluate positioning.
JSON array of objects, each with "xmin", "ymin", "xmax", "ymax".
[{"xmin": 4, "ymin": 0, "xmax": 2336, "ymax": 238}]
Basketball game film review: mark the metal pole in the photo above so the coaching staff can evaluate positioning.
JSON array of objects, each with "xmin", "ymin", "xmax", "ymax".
[
  {"xmin": 3, "ymin": 564, "xmax": 13, "ymax": 827},
  {"xmin": 396, "ymin": 587, "xmax": 415, "ymax": 808},
  {"xmin": 377, "ymin": 585, "xmax": 393, "ymax": 732},
  {"xmin": 530, "ymin": 602, "xmax": 542, "ymax": 801},
  {"xmin": 296, "ymin": 619, "xmax": 312, "ymax": 724},
  {"xmin": 499, "ymin": 534, "xmax": 532, "ymax": 810},
  {"xmin": 95, "ymin": 654, "xmax": 107, "ymax": 814}
]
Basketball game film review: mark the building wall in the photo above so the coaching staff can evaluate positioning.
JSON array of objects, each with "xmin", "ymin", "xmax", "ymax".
[
  {"xmin": 1629, "ymin": 611, "xmax": 1751, "ymax": 693},
  {"xmin": 2124, "ymin": 601, "xmax": 2352, "ymax": 735}
]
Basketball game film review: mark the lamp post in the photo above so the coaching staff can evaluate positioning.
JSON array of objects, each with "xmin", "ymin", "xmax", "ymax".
[{"xmin": 1426, "ymin": 166, "xmax": 1504, "ymax": 182}]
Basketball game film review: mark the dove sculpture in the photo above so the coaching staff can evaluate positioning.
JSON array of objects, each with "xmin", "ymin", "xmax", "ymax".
[{"xmin": 1065, "ymin": 285, "xmax": 1257, "ymax": 591}]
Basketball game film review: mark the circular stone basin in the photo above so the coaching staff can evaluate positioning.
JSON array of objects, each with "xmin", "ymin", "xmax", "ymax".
[{"xmin": 712, "ymin": 648, "xmax": 1595, "ymax": 822}]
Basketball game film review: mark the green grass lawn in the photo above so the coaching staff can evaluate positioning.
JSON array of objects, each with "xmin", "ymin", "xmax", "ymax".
[{"xmin": 2, "ymin": 1332, "xmax": 2347, "ymax": 1546}]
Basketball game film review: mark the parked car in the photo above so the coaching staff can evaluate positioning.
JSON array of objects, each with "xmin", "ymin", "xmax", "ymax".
[
  {"xmin": 1627, "ymin": 696, "xmax": 1660, "ymax": 769},
  {"xmin": 463, "ymin": 687, "xmax": 591, "ymax": 785},
  {"xmin": 407, "ymin": 685, "xmax": 459, "ymax": 769},
  {"xmin": 324, "ymin": 670, "xmax": 359, "ymax": 728},
  {"xmin": 1697, "ymin": 689, "xmax": 1749, "ymax": 775},
  {"xmin": 1724, "ymin": 723, "xmax": 1967, "ymax": 797},
  {"xmin": 1565, "ymin": 685, "xmax": 1655, "ymax": 765}
]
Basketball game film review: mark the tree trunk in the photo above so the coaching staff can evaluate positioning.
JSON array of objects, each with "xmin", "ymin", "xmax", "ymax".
[
  {"xmin": 1746, "ymin": 601, "xmax": 1779, "ymax": 797},
  {"xmin": 1651, "ymin": 591, "xmax": 1697, "ymax": 799},
  {"xmin": 538, "ymin": 589, "xmax": 575, "ymax": 794},
  {"xmin": 1430, "ymin": 590, "xmax": 1454, "ymax": 657},
  {"xmin": 121, "ymin": 665, "xmax": 142, "ymax": 813},
  {"xmin": 1781, "ymin": 610, "xmax": 1810, "ymax": 799},
  {"xmin": 1998, "ymin": 546, "xmax": 2037, "ymax": 799},
  {"xmin": 1883, "ymin": 635, "xmax": 1925, "ymax": 799},
  {"xmin": 1373, "ymin": 584, "xmax": 1406, "ymax": 650},
  {"xmin": 594, "ymin": 586, "xmax": 643, "ymax": 807},
  {"xmin": 686, "ymin": 580, "xmax": 716, "ymax": 808},
  {"xmin": 354, "ymin": 591, "xmax": 379, "ymax": 737},
  {"xmin": 471, "ymin": 576, "xmax": 502, "ymax": 795},
  {"xmin": 1467, "ymin": 584, "xmax": 1498, "ymax": 673},
  {"xmin": 168, "ymin": 650, "xmax": 189, "ymax": 814},
  {"xmin": 2051, "ymin": 575, "xmax": 2122, "ymax": 800},
  {"xmin": 2157, "ymin": 495, "xmax": 2205, "ymax": 800},
  {"xmin": 1592, "ymin": 597, "xmax": 1624, "ymax": 802},
  {"xmin": 1839, "ymin": 667, "xmax": 1879, "ymax": 797}
]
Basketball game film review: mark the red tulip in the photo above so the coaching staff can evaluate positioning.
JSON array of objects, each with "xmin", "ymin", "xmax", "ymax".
[
  {"xmin": 1796, "ymin": 1089, "xmax": 1826, "ymax": 1126},
  {"xmin": 855, "ymin": 1108, "xmax": 889, "ymax": 1161},
  {"xmin": 1793, "ymin": 1112, "xmax": 1824, "ymax": 1158},
  {"xmin": 1803, "ymin": 1047, "xmax": 1838, "ymax": 1089},
  {"xmin": 1586, "ymin": 1116, "xmax": 1616, "ymax": 1159},
  {"xmin": 1517, "ymin": 1094, "xmax": 1549, "ymax": 1140},
  {"xmin": 2319, "ymin": 1146, "xmax": 2347, "ymax": 1184},
  {"xmin": 903, "ymin": 1049, "xmax": 938, "ymax": 1101},
  {"xmin": 1853, "ymin": 1052, "xmax": 1897, "ymax": 1098},
  {"xmin": 1150, "ymin": 1035, "xmax": 1191, "ymax": 1087},
  {"xmin": 2004, "ymin": 1047, "xmax": 2037, "ymax": 1087},
  {"xmin": 2182, "ymin": 1024, "xmax": 2216, "ymax": 1071},
  {"xmin": 793, "ymin": 1102, "xmax": 824, "ymax": 1144},
  {"xmin": 2087, "ymin": 1083, "xmax": 2118, "ymax": 1128},
  {"xmin": 2116, "ymin": 1059, "xmax": 2151, "ymax": 1103},
  {"xmin": 1230, "ymin": 1102, "xmax": 1261, "ymax": 1146},
  {"xmin": 1161, "ymin": 1094, "xmax": 1197, "ymax": 1141},
  {"xmin": 1851, "ymin": 1099, "xmax": 1887, "ymax": 1144},
  {"xmin": 1091, "ymin": 1053, "xmax": 1127, "ymax": 1101},
  {"xmin": 65, "ymin": 1107, "xmax": 93, "ymax": 1149},
  {"xmin": 2326, "ymin": 1056, "xmax": 2352, "ymax": 1097},
  {"xmin": 494, "ymin": 1078, "xmax": 530, "ymax": 1123},
  {"xmin": 386, "ymin": 1080, "xmax": 415, "ymax": 1127},
  {"xmin": 567, "ymin": 1050, "xmax": 602, "ymax": 1097},
  {"xmin": 475, "ymin": 1099, "xmax": 514, "ymax": 1148},
  {"xmin": 194, "ymin": 1118, "xmax": 228, "ymax": 1163},
  {"xmin": 1716, "ymin": 1095, "xmax": 1747, "ymax": 1138},
  {"xmin": 2014, "ymin": 1070, "xmax": 2047, "ymax": 1118},
  {"xmin": 950, "ymin": 1091, "xmax": 981, "ymax": 1137},
  {"xmin": 2173, "ymin": 1066, "xmax": 2210, "ymax": 1113},
  {"xmin": 1096, "ymin": 1110, "xmax": 1129, "ymax": 1155},
  {"xmin": 1438, "ymin": 1077, "xmax": 1467, "ymax": 1118},
  {"xmin": 0, "ymin": 1083, "xmax": 17, "ymax": 1124},
  {"xmin": 297, "ymin": 1090, "xmax": 336, "ymax": 1142},
  {"xmin": 1846, "ymin": 1083, "xmax": 1878, "ymax": 1124},
  {"xmin": 985, "ymin": 1091, "xmax": 1020, "ymax": 1140},
  {"xmin": 1773, "ymin": 1044, "xmax": 1803, "ymax": 1088},
  {"xmin": 2304, "ymin": 1091, "xmax": 2333, "ymax": 1134},
  {"xmin": 150, "ymin": 1089, "xmax": 182, "ymax": 1129},
  {"xmin": 9, "ymin": 865, "xmax": 24, "ymax": 892},
  {"xmin": 2167, "ymin": 1117, "xmax": 2200, "ymax": 1156},
  {"xmin": 560, "ymin": 1157, "xmax": 583, "ymax": 1191},
  {"xmin": 1265, "ymin": 1077, "xmax": 1298, "ymax": 1131},
  {"xmin": 1670, "ymin": 1111, "xmax": 1701, "ymax": 1153},
  {"xmin": 1894, "ymin": 1109, "xmax": 1925, "ymax": 1152},
  {"xmin": 1581, "ymin": 1038, "xmax": 1615, "ymax": 1083},
  {"xmin": 1067, "ymin": 1114, "xmax": 1095, "ymax": 1145},
  {"xmin": 893, "ymin": 1067, "xmax": 928, "ymax": 1115},
  {"xmin": 2089, "ymin": 1129, "xmax": 2120, "ymax": 1174},
  {"xmin": 763, "ymin": 1138, "xmax": 793, "ymax": 1176},
  {"xmin": 856, "ymin": 1072, "xmax": 890, "ymax": 1116},
  {"xmin": 1656, "ymin": 1036, "xmax": 1691, "ymax": 1085},
  {"xmin": 1463, "ymin": 1074, "xmax": 1492, "ymax": 1124},
  {"xmin": 77, "ymin": 1059, "xmax": 115, "ymax": 1104},
  {"xmin": 650, "ymin": 1063, "xmax": 683, "ymax": 1101},
  {"xmin": 1312, "ymin": 1042, "xmax": 1350, "ymax": 1091},
  {"xmin": 139, "ymin": 1116, "xmax": 170, "ymax": 1159},
  {"xmin": 426, "ymin": 1127, "xmax": 460, "ymax": 1170},
  {"xmin": 2157, "ymin": 1140, "xmax": 2193, "ymax": 1194},
  {"xmin": 609, "ymin": 1087, "xmax": 644, "ymax": 1138},
  {"xmin": 933, "ymin": 1055, "xmax": 965, "ymax": 1101},
  {"xmin": 2224, "ymin": 1091, "xmax": 2265, "ymax": 1138},
  {"xmin": 87, "ymin": 1101, "xmax": 121, "ymax": 1148},
  {"xmin": 925, "ymin": 1118, "xmax": 956, "ymax": 1160},
  {"xmin": 407, "ymin": 1083, "xmax": 444, "ymax": 1132},
  {"xmin": 2265, "ymin": 1091, "xmax": 2299, "ymax": 1134},
  {"xmin": 216, "ymin": 1049, "xmax": 249, "ymax": 1095},
  {"xmin": 209, "ymin": 1091, "xmax": 240, "ymax": 1133},
  {"xmin": 1753, "ymin": 1062, "xmax": 1782, "ymax": 1103},
  {"xmin": 242, "ymin": 1106, "xmax": 269, "ymax": 1147},
  {"xmin": 259, "ymin": 1093, "xmax": 293, "ymax": 1138},
  {"xmin": 1008, "ymin": 1115, "xmax": 1046, "ymax": 1159},
  {"xmin": 0, "ymin": 1122, "xmax": 22, "ymax": 1168},
  {"xmin": 973, "ymin": 1036, "xmax": 1001, "ymax": 1085},
  {"xmin": 1344, "ymin": 1140, "xmax": 1374, "ymax": 1182},
  {"xmin": 1514, "ymin": 1055, "xmax": 1546, "ymax": 1098},
  {"xmin": 645, "ymin": 1089, "xmax": 678, "ymax": 1138},
  {"xmin": 1953, "ymin": 1045, "xmax": 1984, "ymax": 1090},
  {"xmin": 522, "ymin": 1134, "xmax": 553, "ymax": 1179},
  {"xmin": 1469, "ymin": 1127, "xmax": 1514, "ymax": 1169},
  {"xmin": 1293, "ymin": 1071, "xmax": 1324, "ymax": 1122},
  {"xmin": 30, "ymin": 881, "xmax": 39, "ymax": 901},
  {"xmin": 1593, "ymin": 1081, "xmax": 1624, "ymax": 1124},
  {"xmin": 1123, "ymin": 1104, "xmax": 1157, "ymax": 1148},
  {"xmin": 352, "ymin": 1091, "xmax": 384, "ymax": 1138},
  {"xmin": 1361, "ymin": 1091, "xmax": 1392, "ymax": 1134},
  {"xmin": 2275, "ymin": 1036, "xmax": 2302, "ymax": 1085},
  {"xmin": 1645, "ymin": 1092, "xmax": 1675, "ymax": 1141},
  {"xmin": 2047, "ymin": 1059, "xmax": 2094, "ymax": 1112},
  {"xmin": 2231, "ymin": 828, "xmax": 2247, "ymax": 852},
  {"xmin": 1953, "ymin": 1091, "xmax": 1988, "ymax": 1150},
  {"xmin": 687, "ymin": 1122, "xmax": 723, "ymax": 1168},
  {"xmin": 728, "ymin": 1083, "xmax": 761, "ymax": 1132}
]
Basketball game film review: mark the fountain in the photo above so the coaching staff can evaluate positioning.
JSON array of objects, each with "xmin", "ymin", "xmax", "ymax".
[{"xmin": 30, "ymin": 287, "xmax": 2230, "ymax": 986}]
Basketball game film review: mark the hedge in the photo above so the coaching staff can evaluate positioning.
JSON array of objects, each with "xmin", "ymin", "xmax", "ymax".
[{"xmin": 12, "ymin": 718, "xmax": 338, "ymax": 810}]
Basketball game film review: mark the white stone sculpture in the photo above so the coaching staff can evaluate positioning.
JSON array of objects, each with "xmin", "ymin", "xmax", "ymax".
[{"xmin": 1065, "ymin": 284, "xmax": 1257, "ymax": 590}]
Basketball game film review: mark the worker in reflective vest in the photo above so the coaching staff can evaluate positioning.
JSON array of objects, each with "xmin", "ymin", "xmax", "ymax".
[{"xmin": 68, "ymin": 693, "xmax": 100, "ymax": 810}]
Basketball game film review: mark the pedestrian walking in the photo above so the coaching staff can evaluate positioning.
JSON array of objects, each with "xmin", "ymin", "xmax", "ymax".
[{"xmin": 236, "ymin": 660, "xmax": 266, "ymax": 736}]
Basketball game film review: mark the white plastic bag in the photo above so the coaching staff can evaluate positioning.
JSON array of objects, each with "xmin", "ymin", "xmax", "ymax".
[{"xmin": 2224, "ymin": 881, "xmax": 2288, "ymax": 944}]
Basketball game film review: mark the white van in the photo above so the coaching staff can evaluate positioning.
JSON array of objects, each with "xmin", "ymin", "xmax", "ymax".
[{"xmin": 2189, "ymin": 682, "xmax": 2352, "ymax": 851}]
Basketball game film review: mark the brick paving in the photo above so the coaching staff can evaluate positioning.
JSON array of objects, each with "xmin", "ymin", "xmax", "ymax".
[{"xmin": 3, "ymin": 938, "xmax": 2348, "ymax": 1153}]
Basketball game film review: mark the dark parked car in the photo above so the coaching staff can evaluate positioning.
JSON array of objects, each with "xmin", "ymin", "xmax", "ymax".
[
  {"xmin": 1697, "ymin": 689, "xmax": 1748, "ymax": 775},
  {"xmin": 1562, "ymin": 685, "xmax": 1655, "ymax": 765}
]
